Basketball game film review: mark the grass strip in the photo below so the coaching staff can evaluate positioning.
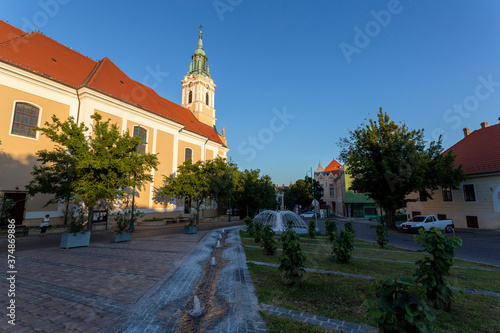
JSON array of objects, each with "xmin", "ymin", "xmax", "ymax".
[{"xmin": 260, "ymin": 311, "xmax": 342, "ymax": 333}]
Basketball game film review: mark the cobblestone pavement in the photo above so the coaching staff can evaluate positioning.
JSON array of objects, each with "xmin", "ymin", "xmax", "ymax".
[
  {"xmin": 0, "ymin": 223, "xmax": 266, "ymax": 332},
  {"xmin": 261, "ymin": 304, "xmax": 376, "ymax": 333}
]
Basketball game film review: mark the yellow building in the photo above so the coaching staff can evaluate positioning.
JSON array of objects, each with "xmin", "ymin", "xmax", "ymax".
[{"xmin": 0, "ymin": 21, "xmax": 228, "ymax": 226}]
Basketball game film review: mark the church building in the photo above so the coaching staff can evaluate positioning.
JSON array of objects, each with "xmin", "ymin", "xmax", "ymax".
[{"xmin": 0, "ymin": 20, "xmax": 228, "ymax": 226}]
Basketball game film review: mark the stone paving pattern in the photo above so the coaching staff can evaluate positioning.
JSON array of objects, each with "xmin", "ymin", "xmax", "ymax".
[
  {"xmin": 0, "ymin": 226, "xmax": 268, "ymax": 332},
  {"xmin": 260, "ymin": 304, "xmax": 377, "ymax": 333}
]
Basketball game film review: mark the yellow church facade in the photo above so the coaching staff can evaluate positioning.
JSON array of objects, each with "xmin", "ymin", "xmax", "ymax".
[{"xmin": 0, "ymin": 21, "xmax": 228, "ymax": 226}]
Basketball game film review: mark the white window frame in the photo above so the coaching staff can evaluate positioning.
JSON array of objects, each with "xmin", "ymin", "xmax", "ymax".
[
  {"xmin": 462, "ymin": 183, "xmax": 477, "ymax": 203},
  {"xmin": 9, "ymin": 100, "xmax": 42, "ymax": 140}
]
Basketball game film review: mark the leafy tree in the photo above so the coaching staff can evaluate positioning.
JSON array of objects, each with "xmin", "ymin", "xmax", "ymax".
[
  {"xmin": 333, "ymin": 227, "xmax": 355, "ymax": 263},
  {"xmin": 344, "ymin": 221, "xmax": 355, "ymax": 236},
  {"xmin": 376, "ymin": 221, "xmax": 388, "ymax": 248},
  {"xmin": 28, "ymin": 114, "xmax": 158, "ymax": 231},
  {"xmin": 308, "ymin": 220, "xmax": 316, "ymax": 238},
  {"xmin": 233, "ymin": 169, "xmax": 275, "ymax": 217},
  {"xmin": 204, "ymin": 157, "xmax": 236, "ymax": 212},
  {"xmin": 284, "ymin": 176, "xmax": 324, "ymax": 211},
  {"xmin": 279, "ymin": 220, "xmax": 307, "ymax": 285},
  {"xmin": 158, "ymin": 159, "xmax": 209, "ymax": 226},
  {"xmin": 244, "ymin": 216, "xmax": 255, "ymax": 236},
  {"xmin": 325, "ymin": 220, "xmax": 337, "ymax": 244},
  {"xmin": 364, "ymin": 277, "xmax": 435, "ymax": 333},
  {"xmin": 254, "ymin": 221, "xmax": 263, "ymax": 243},
  {"xmin": 261, "ymin": 224, "xmax": 277, "ymax": 255},
  {"xmin": 339, "ymin": 109, "xmax": 466, "ymax": 229},
  {"xmin": 414, "ymin": 228, "xmax": 463, "ymax": 310}
]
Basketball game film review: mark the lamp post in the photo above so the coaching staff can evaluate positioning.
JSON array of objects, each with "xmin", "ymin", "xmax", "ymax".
[
  {"xmin": 306, "ymin": 167, "xmax": 318, "ymax": 230},
  {"xmin": 228, "ymin": 157, "xmax": 232, "ymax": 222},
  {"xmin": 130, "ymin": 125, "xmax": 145, "ymax": 231}
]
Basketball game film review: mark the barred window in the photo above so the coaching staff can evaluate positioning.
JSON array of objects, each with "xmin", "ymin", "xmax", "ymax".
[
  {"xmin": 11, "ymin": 102, "xmax": 39, "ymax": 138},
  {"xmin": 133, "ymin": 126, "xmax": 147, "ymax": 154}
]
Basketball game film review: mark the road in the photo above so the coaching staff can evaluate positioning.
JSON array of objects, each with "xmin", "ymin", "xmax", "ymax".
[{"xmin": 312, "ymin": 218, "xmax": 500, "ymax": 267}]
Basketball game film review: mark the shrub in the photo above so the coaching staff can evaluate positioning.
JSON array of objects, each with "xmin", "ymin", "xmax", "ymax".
[
  {"xmin": 344, "ymin": 220, "xmax": 355, "ymax": 236},
  {"xmin": 244, "ymin": 216, "xmax": 254, "ymax": 236},
  {"xmin": 333, "ymin": 227, "xmax": 354, "ymax": 263},
  {"xmin": 308, "ymin": 220, "xmax": 316, "ymax": 238},
  {"xmin": 375, "ymin": 221, "xmax": 388, "ymax": 248},
  {"xmin": 325, "ymin": 220, "xmax": 337, "ymax": 244},
  {"xmin": 414, "ymin": 228, "xmax": 463, "ymax": 310},
  {"xmin": 113, "ymin": 204, "xmax": 143, "ymax": 233},
  {"xmin": 261, "ymin": 224, "xmax": 277, "ymax": 255},
  {"xmin": 254, "ymin": 221, "xmax": 263, "ymax": 243},
  {"xmin": 364, "ymin": 276, "xmax": 435, "ymax": 333},
  {"xmin": 279, "ymin": 220, "xmax": 307, "ymax": 285}
]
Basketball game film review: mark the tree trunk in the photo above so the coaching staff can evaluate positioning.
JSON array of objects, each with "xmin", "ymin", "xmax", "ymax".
[
  {"xmin": 385, "ymin": 207, "xmax": 397, "ymax": 230},
  {"xmin": 64, "ymin": 198, "xmax": 70, "ymax": 225},
  {"xmin": 87, "ymin": 205, "xmax": 93, "ymax": 232}
]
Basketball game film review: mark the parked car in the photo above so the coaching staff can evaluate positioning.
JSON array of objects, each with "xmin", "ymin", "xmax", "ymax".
[
  {"xmin": 300, "ymin": 211, "xmax": 316, "ymax": 218},
  {"xmin": 400, "ymin": 215, "xmax": 454, "ymax": 233}
]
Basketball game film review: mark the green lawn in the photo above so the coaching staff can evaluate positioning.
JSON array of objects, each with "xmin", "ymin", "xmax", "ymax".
[{"xmin": 241, "ymin": 231, "xmax": 500, "ymax": 332}]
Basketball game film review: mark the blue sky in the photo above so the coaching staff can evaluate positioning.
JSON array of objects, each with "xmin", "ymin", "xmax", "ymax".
[{"xmin": 2, "ymin": 1, "xmax": 500, "ymax": 185}]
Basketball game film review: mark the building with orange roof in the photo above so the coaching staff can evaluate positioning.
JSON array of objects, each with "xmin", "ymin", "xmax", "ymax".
[
  {"xmin": 407, "ymin": 121, "xmax": 500, "ymax": 229},
  {"xmin": 315, "ymin": 159, "xmax": 376, "ymax": 218},
  {"xmin": 0, "ymin": 20, "xmax": 228, "ymax": 226}
]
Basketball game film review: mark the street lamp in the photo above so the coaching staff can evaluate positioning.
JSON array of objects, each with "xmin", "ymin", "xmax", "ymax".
[
  {"xmin": 306, "ymin": 167, "xmax": 318, "ymax": 230},
  {"xmin": 130, "ymin": 125, "xmax": 146, "ymax": 231}
]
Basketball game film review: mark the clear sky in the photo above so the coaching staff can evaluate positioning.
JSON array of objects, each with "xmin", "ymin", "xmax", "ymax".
[{"xmin": 2, "ymin": 1, "xmax": 500, "ymax": 185}]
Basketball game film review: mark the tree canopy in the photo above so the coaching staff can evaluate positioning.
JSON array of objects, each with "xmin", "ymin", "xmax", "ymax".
[
  {"xmin": 232, "ymin": 169, "xmax": 276, "ymax": 218},
  {"xmin": 339, "ymin": 109, "xmax": 466, "ymax": 229},
  {"xmin": 283, "ymin": 176, "xmax": 324, "ymax": 211},
  {"xmin": 27, "ymin": 113, "xmax": 158, "ymax": 230}
]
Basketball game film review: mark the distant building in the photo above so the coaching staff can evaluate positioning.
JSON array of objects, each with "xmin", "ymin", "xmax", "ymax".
[
  {"xmin": 314, "ymin": 159, "xmax": 376, "ymax": 218},
  {"xmin": 0, "ymin": 21, "xmax": 228, "ymax": 226},
  {"xmin": 407, "ymin": 121, "xmax": 500, "ymax": 229}
]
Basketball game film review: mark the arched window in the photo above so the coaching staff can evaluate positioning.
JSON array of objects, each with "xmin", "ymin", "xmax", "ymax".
[
  {"xmin": 133, "ymin": 126, "xmax": 147, "ymax": 154},
  {"xmin": 188, "ymin": 91, "xmax": 193, "ymax": 104},
  {"xmin": 185, "ymin": 148, "xmax": 192, "ymax": 162},
  {"xmin": 11, "ymin": 102, "xmax": 39, "ymax": 138},
  {"xmin": 205, "ymin": 92, "xmax": 209, "ymax": 106}
]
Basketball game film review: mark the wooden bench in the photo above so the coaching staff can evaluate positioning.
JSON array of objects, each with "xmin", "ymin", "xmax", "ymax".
[{"xmin": 0, "ymin": 225, "xmax": 30, "ymax": 237}]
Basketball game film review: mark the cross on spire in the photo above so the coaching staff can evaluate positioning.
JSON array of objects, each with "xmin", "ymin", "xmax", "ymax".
[{"xmin": 199, "ymin": 24, "xmax": 203, "ymax": 31}]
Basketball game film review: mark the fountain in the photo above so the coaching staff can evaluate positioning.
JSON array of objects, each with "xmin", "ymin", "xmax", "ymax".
[
  {"xmin": 219, "ymin": 234, "xmax": 222, "ymax": 239},
  {"xmin": 188, "ymin": 296, "xmax": 204, "ymax": 317},
  {"xmin": 222, "ymin": 229, "xmax": 225, "ymax": 233},
  {"xmin": 216, "ymin": 240, "xmax": 221, "ymax": 248},
  {"xmin": 211, "ymin": 257, "xmax": 216, "ymax": 266},
  {"xmin": 252, "ymin": 210, "xmax": 309, "ymax": 234}
]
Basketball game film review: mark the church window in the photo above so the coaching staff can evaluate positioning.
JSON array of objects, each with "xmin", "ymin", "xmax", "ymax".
[
  {"xmin": 11, "ymin": 102, "xmax": 39, "ymax": 138},
  {"xmin": 133, "ymin": 126, "xmax": 147, "ymax": 154},
  {"xmin": 188, "ymin": 91, "xmax": 193, "ymax": 104},
  {"xmin": 206, "ymin": 92, "xmax": 209, "ymax": 106},
  {"xmin": 185, "ymin": 148, "xmax": 192, "ymax": 162}
]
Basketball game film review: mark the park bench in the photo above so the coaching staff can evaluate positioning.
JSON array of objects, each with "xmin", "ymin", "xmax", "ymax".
[{"xmin": 0, "ymin": 225, "xmax": 30, "ymax": 237}]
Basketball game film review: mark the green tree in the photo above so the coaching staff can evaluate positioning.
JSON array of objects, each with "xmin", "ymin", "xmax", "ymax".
[
  {"xmin": 27, "ymin": 113, "xmax": 158, "ymax": 231},
  {"xmin": 204, "ymin": 157, "xmax": 236, "ymax": 212},
  {"xmin": 158, "ymin": 159, "xmax": 209, "ymax": 226},
  {"xmin": 233, "ymin": 169, "xmax": 275, "ymax": 217},
  {"xmin": 284, "ymin": 176, "xmax": 323, "ymax": 211},
  {"xmin": 339, "ymin": 109, "xmax": 466, "ymax": 229}
]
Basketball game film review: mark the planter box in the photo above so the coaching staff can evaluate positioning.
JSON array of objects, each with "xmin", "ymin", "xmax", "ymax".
[
  {"xmin": 112, "ymin": 231, "xmax": 133, "ymax": 243},
  {"xmin": 184, "ymin": 226, "xmax": 197, "ymax": 234},
  {"xmin": 60, "ymin": 231, "xmax": 91, "ymax": 249}
]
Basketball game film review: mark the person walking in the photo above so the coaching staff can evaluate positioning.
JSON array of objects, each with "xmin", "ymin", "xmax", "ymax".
[{"xmin": 40, "ymin": 214, "xmax": 50, "ymax": 237}]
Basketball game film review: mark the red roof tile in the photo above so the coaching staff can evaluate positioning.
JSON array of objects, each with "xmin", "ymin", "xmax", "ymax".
[
  {"xmin": 0, "ymin": 20, "xmax": 225, "ymax": 146},
  {"xmin": 325, "ymin": 159, "xmax": 342, "ymax": 172},
  {"xmin": 0, "ymin": 20, "xmax": 26, "ymax": 43},
  {"xmin": 444, "ymin": 123, "xmax": 500, "ymax": 175}
]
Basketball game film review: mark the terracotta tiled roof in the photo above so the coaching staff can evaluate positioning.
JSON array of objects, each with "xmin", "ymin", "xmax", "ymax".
[
  {"xmin": 325, "ymin": 159, "xmax": 342, "ymax": 172},
  {"xmin": 0, "ymin": 21, "xmax": 225, "ymax": 146},
  {"xmin": 444, "ymin": 122, "xmax": 500, "ymax": 175},
  {"xmin": 0, "ymin": 20, "xmax": 26, "ymax": 43}
]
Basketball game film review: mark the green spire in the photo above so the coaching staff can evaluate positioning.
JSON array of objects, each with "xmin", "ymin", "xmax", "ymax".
[{"xmin": 185, "ymin": 25, "xmax": 211, "ymax": 79}]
